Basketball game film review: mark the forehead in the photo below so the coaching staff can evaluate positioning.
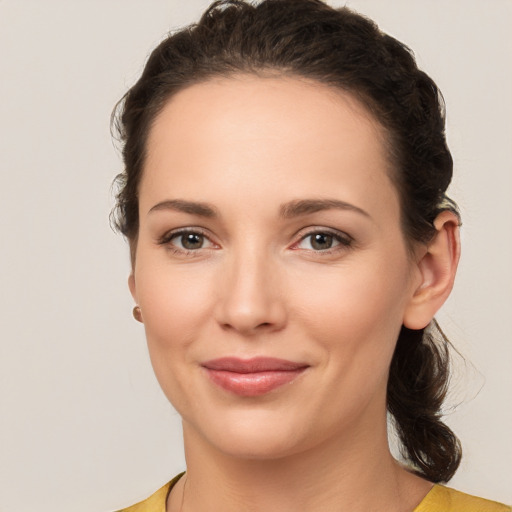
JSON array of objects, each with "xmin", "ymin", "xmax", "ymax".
[{"xmin": 141, "ymin": 74, "xmax": 398, "ymax": 222}]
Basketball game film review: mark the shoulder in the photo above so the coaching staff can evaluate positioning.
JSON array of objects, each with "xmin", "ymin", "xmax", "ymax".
[
  {"xmin": 415, "ymin": 484, "xmax": 512, "ymax": 512},
  {"xmin": 114, "ymin": 473, "xmax": 184, "ymax": 512}
]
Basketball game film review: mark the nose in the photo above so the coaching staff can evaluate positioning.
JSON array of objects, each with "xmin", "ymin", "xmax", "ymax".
[{"xmin": 214, "ymin": 250, "xmax": 287, "ymax": 336}]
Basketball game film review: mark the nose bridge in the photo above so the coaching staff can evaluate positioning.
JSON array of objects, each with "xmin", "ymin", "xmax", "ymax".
[{"xmin": 215, "ymin": 240, "xmax": 285, "ymax": 334}]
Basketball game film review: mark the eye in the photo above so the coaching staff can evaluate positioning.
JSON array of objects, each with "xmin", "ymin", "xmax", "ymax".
[
  {"xmin": 295, "ymin": 230, "xmax": 352, "ymax": 251},
  {"xmin": 159, "ymin": 229, "xmax": 216, "ymax": 252},
  {"xmin": 173, "ymin": 232, "xmax": 208, "ymax": 250}
]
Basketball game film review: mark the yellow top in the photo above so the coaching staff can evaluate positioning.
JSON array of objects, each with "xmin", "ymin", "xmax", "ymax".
[
  {"xmin": 116, "ymin": 475, "xmax": 511, "ymax": 512},
  {"xmin": 414, "ymin": 485, "xmax": 511, "ymax": 512}
]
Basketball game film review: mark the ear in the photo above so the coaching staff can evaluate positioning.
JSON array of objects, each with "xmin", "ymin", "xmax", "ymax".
[
  {"xmin": 128, "ymin": 273, "xmax": 137, "ymax": 303},
  {"xmin": 403, "ymin": 210, "xmax": 461, "ymax": 330}
]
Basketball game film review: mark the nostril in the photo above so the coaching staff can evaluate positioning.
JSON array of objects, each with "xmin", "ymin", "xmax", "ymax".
[{"xmin": 221, "ymin": 321, "xmax": 272, "ymax": 331}]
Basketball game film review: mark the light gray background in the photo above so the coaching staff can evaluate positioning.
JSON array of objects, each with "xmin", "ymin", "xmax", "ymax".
[{"xmin": 0, "ymin": 1, "xmax": 510, "ymax": 510}]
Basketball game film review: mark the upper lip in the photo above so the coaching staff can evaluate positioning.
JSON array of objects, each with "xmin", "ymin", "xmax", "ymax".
[{"xmin": 201, "ymin": 357, "xmax": 309, "ymax": 373}]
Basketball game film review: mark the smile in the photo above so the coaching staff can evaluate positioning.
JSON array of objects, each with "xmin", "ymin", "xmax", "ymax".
[{"xmin": 201, "ymin": 357, "xmax": 309, "ymax": 397}]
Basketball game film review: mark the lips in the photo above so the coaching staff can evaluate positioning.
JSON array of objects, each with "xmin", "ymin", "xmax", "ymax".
[{"xmin": 201, "ymin": 357, "xmax": 309, "ymax": 397}]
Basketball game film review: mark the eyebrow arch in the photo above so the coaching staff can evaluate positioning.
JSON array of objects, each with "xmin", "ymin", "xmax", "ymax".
[
  {"xmin": 279, "ymin": 199, "xmax": 370, "ymax": 219},
  {"xmin": 148, "ymin": 199, "xmax": 217, "ymax": 218}
]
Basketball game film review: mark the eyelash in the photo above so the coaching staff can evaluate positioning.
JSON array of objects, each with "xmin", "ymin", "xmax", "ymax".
[
  {"xmin": 290, "ymin": 228, "xmax": 353, "ymax": 256},
  {"xmin": 158, "ymin": 227, "xmax": 353, "ymax": 256},
  {"xmin": 158, "ymin": 228, "xmax": 216, "ymax": 257}
]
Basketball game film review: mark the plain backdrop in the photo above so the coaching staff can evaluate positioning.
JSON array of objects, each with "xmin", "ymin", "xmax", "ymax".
[{"xmin": 0, "ymin": 1, "xmax": 511, "ymax": 510}]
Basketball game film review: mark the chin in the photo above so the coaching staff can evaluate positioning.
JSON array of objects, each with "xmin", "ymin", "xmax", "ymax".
[
  {"xmin": 185, "ymin": 409, "xmax": 316, "ymax": 461},
  {"xmin": 216, "ymin": 432, "xmax": 305, "ymax": 461}
]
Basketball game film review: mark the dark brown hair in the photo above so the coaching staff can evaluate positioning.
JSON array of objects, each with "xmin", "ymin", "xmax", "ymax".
[{"xmin": 112, "ymin": 0, "xmax": 461, "ymax": 482}]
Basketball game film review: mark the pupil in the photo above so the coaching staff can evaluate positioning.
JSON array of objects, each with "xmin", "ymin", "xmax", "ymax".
[
  {"xmin": 182, "ymin": 233, "xmax": 203, "ymax": 249},
  {"xmin": 311, "ymin": 233, "xmax": 333, "ymax": 250}
]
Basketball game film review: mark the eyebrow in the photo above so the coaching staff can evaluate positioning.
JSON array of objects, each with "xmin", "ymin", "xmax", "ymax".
[
  {"xmin": 147, "ymin": 198, "xmax": 370, "ymax": 220},
  {"xmin": 148, "ymin": 199, "xmax": 217, "ymax": 217},
  {"xmin": 279, "ymin": 199, "xmax": 370, "ymax": 219}
]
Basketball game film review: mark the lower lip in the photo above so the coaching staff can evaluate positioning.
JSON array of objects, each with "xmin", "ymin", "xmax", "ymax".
[{"xmin": 204, "ymin": 368, "xmax": 307, "ymax": 397}]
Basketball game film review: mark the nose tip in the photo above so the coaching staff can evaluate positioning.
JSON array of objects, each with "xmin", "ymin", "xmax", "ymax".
[
  {"xmin": 214, "ymin": 259, "xmax": 287, "ymax": 336},
  {"xmin": 219, "ymin": 303, "xmax": 284, "ymax": 335}
]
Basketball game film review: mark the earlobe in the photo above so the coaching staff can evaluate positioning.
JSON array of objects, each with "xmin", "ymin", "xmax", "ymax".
[
  {"xmin": 128, "ymin": 274, "xmax": 144, "ymax": 323},
  {"xmin": 403, "ymin": 211, "xmax": 461, "ymax": 330}
]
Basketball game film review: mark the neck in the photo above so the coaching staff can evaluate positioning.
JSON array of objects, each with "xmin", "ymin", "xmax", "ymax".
[{"xmin": 169, "ymin": 412, "xmax": 432, "ymax": 512}]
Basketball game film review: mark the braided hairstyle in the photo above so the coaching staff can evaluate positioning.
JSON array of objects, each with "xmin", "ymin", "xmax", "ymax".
[{"xmin": 112, "ymin": 0, "xmax": 461, "ymax": 482}]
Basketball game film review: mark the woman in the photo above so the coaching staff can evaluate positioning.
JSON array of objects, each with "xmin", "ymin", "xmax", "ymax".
[{"xmin": 111, "ymin": 1, "xmax": 511, "ymax": 510}]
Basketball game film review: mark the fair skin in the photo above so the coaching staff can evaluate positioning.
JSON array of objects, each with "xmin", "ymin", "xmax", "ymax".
[{"xmin": 129, "ymin": 75, "xmax": 460, "ymax": 512}]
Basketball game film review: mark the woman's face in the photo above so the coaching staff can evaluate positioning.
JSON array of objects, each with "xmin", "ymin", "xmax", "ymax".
[{"xmin": 130, "ymin": 75, "xmax": 423, "ymax": 459}]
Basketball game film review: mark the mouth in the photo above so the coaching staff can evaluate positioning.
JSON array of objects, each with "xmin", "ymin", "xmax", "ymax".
[{"xmin": 201, "ymin": 357, "xmax": 309, "ymax": 397}]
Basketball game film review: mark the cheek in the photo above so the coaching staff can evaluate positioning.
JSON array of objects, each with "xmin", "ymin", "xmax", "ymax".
[
  {"xmin": 288, "ymin": 263, "xmax": 409, "ymax": 429},
  {"xmin": 289, "ymin": 258, "xmax": 411, "ymax": 372},
  {"xmin": 134, "ymin": 262, "xmax": 217, "ymax": 410},
  {"xmin": 292, "ymin": 258, "xmax": 409, "ymax": 331},
  {"xmin": 135, "ymin": 260, "xmax": 216, "ymax": 356}
]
